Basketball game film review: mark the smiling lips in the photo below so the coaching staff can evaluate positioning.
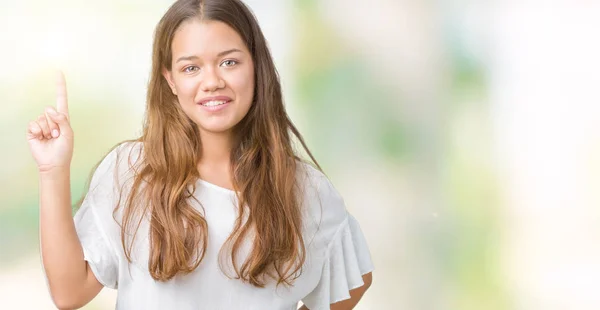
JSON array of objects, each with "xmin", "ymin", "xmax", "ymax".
[
  {"xmin": 198, "ymin": 96, "xmax": 232, "ymax": 106},
  {"xmin": 203, "ymin": 100, "xmax": 228, "ymax": 107},
  {"xmin": 197, "ymin": 96, "xmax": 233, "ymax": 112}
]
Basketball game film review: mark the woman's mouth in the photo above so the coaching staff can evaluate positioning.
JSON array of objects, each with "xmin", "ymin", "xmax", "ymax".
[
  {"xmin": 198, "ymin": 100, "xmax": 232, "ymax": 112},
  {"xmin": 201, "ymin": 100, "xmax": 228, "ymax": 107}
]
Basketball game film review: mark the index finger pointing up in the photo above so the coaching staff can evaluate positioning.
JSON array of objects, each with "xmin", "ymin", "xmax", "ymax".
[{"xmin": 55, "ymin": 70, "xmax": 69, "ymax": 116}]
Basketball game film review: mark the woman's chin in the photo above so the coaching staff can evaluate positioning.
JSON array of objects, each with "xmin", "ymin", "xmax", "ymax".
[{"xmin": 196, "ymin": 124, "xmax": 236, "ymax": 135}]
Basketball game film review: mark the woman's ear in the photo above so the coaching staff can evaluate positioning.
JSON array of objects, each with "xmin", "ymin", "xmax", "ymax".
[{"xmin": 162, "ymin": 67, "xmax": 177, "ymax": 95}]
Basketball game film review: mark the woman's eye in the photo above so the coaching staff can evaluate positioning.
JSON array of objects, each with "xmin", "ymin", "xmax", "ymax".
[
  {"xmin": 221, "ymin": 60, "xmax": 238, "ymax": 67},
  {"xmin": 183, "ymin": 66, "xmax": 199, "ymax": 73}
]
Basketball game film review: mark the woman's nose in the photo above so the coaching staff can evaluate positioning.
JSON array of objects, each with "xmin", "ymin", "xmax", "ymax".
[{"xmin": 200, "ymin": 68, "xmax": 225, "ymax": 92}]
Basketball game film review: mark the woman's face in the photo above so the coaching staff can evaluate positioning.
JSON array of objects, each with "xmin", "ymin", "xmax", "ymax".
[{"xmin": 163, "ymin": 19, "xmax": 255, "ymax": 136}]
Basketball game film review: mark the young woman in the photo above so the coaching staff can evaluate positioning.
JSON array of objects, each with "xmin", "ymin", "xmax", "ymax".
[{"xmin": 27, "ymin": 0, "xmax": 373, "ymax": 309}]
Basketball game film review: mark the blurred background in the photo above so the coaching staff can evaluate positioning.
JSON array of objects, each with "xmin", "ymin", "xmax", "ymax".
[{"xmin": 1, "ymin": 0, "xmax": 599, "ymax": 309}]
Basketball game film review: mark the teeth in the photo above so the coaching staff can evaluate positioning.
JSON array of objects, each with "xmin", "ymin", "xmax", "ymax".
[{"xmin": 202, "ymin": 100, "xmax": 227, "ymax": 107}]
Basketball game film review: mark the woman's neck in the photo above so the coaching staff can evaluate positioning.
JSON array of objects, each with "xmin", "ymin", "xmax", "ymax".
[
  {"xmin": 198, "ymin": 130, "xmax": 232, "ymax": 164},
  {"xmin": 197, "ymin": 131, "xmax": 234, "ymax": 189}
]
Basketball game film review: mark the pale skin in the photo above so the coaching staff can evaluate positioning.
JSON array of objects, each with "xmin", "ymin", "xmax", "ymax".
[
  {"xmin": 28, "ymin": 20, "xmax": 371, "ymax": 310},
  {"xmin": 27, "ymin": 71, "xmax": 104, "ymax": 309},
  {"xmin": 162, "ymin": 19, "xmax": 256, "ymax": 191}
]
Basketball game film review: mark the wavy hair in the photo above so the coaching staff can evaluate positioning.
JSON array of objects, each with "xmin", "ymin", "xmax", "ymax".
[{"xmin": 79, "ymin": 0, "xmax": 321, "ymax": 288}]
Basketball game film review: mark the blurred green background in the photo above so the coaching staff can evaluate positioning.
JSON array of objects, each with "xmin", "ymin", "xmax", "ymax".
[{"xmin": 2, "ymin": 1, "xmax": 599, "ymax": 309}]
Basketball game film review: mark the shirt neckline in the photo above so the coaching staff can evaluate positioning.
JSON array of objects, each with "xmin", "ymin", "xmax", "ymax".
[{"xmin": 197, "ymin": 178, "xmax": 238, "ymax": 195}]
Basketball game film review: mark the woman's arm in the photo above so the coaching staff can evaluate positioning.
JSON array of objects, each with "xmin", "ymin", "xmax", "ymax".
[
  {"xmin": 30, "ymin": 72, "xmax": 104, "ymax": 309},
  {"xmin": 299, "ymin": 272, "xmax": 373, "ymax": 310},
  {"xmin": 39, "ymin": 169, "xmax": 103, "ymax": 309}
]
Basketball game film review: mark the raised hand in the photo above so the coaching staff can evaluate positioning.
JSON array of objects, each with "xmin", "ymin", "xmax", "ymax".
[{"xmin": 27, "ymin": 71, "xmax": 74, "ymax": 173}]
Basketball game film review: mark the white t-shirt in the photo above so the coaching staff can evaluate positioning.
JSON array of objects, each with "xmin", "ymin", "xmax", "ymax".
[{"xmin": 73, "ymin": 142, "xmax": 374, "ymax": 310}]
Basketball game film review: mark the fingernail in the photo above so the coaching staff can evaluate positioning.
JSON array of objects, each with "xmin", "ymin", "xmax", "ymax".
[
  {"xmin": 52, "ymin": 129, "xmax": 59, "ymax": 138},
  {"xmin": 46, "ymin": 108, "xmax": 57, "ymax": 115}
]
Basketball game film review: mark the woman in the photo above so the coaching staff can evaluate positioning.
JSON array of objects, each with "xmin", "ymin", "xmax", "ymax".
[{"xmin": 27, "ymin": 0, "xmax": 373, "ymax": 309}]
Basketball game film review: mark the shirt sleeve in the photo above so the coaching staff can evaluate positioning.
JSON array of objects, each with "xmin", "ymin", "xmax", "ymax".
[
  {"xmin": 301, "ymin": 172, "xmax": 375, "ymax": 310},
  {"xmin": 73, "ymin": 143, "xmax": 135, "ymax": 289}
]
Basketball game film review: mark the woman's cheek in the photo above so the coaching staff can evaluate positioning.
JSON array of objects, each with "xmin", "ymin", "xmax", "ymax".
[
  {"xmin": 236, "ymin": 71, "xmax": 255, "ymax": 95},
  {"xmin": 179, "ymin": 78, "xmax": 199, "ymax": 98}
]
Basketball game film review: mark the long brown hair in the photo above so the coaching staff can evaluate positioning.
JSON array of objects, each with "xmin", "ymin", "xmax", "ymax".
[{"xmin": 82, "ymin": 0, "xmax": 322, "ymax": 288}]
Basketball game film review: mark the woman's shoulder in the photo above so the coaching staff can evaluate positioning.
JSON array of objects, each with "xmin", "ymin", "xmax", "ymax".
[
  {"xmin": 89, "ymin": 140, "xmax": 144, "ymax": 191},
  {"xmin": 296, "ymin": 161, "xmax": 349, "ymax": 232},
  {"xmin": 111, "ymin": 140, "xmax": 144, "ymax": 165},
  {"xmin": 107, "ymin": 140, "xmax": 143, "ymax": 170}
]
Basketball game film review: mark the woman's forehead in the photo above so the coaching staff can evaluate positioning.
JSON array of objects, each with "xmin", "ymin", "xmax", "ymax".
[{"xmin": 171, "ymin": 19, "xmax": 248, "ymax": 59}]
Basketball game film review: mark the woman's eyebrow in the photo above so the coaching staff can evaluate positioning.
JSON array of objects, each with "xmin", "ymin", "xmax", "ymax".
[
  {"xmin": 176, "ymin": 55, "xmax": 199, "ymax": 63},
  {"xmin": 175, "ymin": 49, "xmax": 243, "ymax": 63},
  {"xmin": 217, "ymin": 48, "xmax": 243, "ymax": 57}
]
